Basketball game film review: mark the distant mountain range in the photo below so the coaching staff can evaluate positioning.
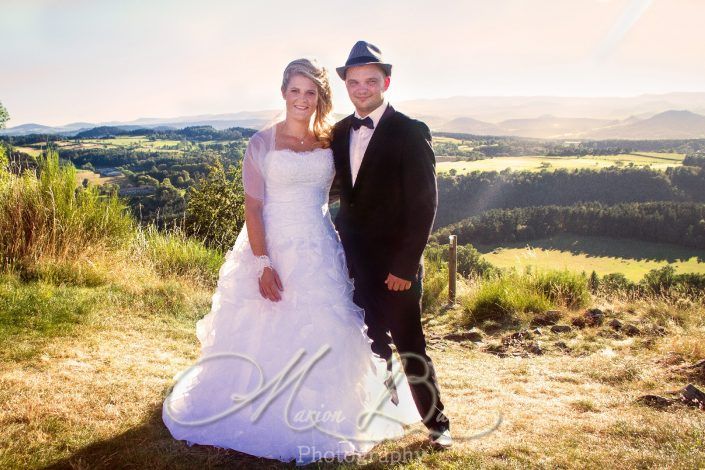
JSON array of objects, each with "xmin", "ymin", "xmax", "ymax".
[
  {"xmin": 433, "ymin": 110, "xmax": 705, "ymax": 140},
  {"xmin": 399, "ymin": 92, "xmax": 705, "ymax": 121},
  {"xmin": 3, "ymin": 93, "xmax": 705, "ymax": 140},
  {"xmin": 404, "ymin": 92, "xmax": 705, "ymax": 139},
  {"xmin": 0, "ymin": 110, "xmax": 281, "ymax": 138},
  {"xmin": 581, "ymin": 110, "xmax": 705, "ymax": 140}
]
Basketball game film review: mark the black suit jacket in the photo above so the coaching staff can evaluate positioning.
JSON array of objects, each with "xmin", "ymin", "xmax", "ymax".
[{"xmin": 330, "ymin": 105, "xmax": 438, "ymax": 284}]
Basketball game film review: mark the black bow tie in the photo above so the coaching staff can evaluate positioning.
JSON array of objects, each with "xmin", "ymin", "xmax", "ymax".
[{"xmin": 351, "ymin": 115, "xmax": 374, "ymax": 131}]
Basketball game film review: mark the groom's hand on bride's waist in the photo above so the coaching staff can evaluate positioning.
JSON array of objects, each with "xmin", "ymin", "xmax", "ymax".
[{"xmin": 384, "ymin": 273, "xmax": 412, "ymax": 291}]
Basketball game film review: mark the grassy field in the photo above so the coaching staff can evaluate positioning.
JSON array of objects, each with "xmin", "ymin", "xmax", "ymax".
[
  {"xmin": 434, "ymin": 136, "xmax": 476, "ymax": 151},
  {"xmin": 21, "ymin": 136, "xmax": 186, "ymax": 154},
  {"xmin": 2, "ymin": 263, "xmax": 704, "ymax": 469},
  {"xmin": 82, "ymin": 136, "xmax": 183, "ymax": 149},
  {"xmin": 13, "ymin": 146, "xmax": 43, "ymax": 157},
  {"xmin": 437, "ymin": 152, "xmax": 685, "ymax": 174},
  {"xmin": 75, "ymin": 169, "xmax": 125, "ymax": 186},
  {"xmin": 476, "ymin": 233, "xmax": 705, "ymax": 281}
]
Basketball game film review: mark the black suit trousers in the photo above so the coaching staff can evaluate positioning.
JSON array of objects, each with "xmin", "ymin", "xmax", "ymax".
[{"xmin": 352, "ymin": 267, "xmax": 450, "ymax": 433}]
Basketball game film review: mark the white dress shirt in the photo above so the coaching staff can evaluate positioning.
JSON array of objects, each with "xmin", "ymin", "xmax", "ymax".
[{"xmin": 349, "ymin": 99, "xmax": 388, "ymax": 186}]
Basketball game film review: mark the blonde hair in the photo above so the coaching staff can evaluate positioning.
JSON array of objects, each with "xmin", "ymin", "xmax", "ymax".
[{"xmin": 281, "ymin": 58, "xmax": 333, "ymax": 146}]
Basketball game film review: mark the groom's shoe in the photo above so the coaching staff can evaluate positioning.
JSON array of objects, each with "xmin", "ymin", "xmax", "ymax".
[{"xmin": 429, "ymin": 429, "xmax": 453, "ymax": 449}]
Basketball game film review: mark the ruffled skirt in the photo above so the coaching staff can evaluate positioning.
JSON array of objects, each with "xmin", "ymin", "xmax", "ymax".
[{"xmin": 162, "ymin": 219, "xmax": 421, "ymax": 465}]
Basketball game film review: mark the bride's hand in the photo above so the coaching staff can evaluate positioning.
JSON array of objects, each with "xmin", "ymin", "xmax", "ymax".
[{"xmin": 259, "ymin": 267, "xmax": 283, "ymax": 302}]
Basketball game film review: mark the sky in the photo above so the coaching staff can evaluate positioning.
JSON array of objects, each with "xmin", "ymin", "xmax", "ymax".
[{"xmin": 2, "ymin": 0, "xmax": 704, "ymax": 126}]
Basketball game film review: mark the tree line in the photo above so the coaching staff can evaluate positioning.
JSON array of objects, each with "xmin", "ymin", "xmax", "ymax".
[
  {"xmin": 434, "ymin": 132, "xmax": 705, "ymax": 157},
  {"xmin": 435, "ymin": 164, "xmax": 705, "ymax": 228},
  {"xmin": 431, "ymin": 201, "xmax": 705, "ymax": 249},
  {"xmin": 73, "ymin": 125, "xmax": 256, "ymax": 141},
  {"xmin": 1, "ymin": 125, "xmax": 257, "ymax": 146}
]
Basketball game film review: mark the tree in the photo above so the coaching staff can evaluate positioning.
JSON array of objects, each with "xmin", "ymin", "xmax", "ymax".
[
  {"xmin": 589, "ymin": 271, "xmax": 600, "ymax": 292},
  {"xmin": 185, "ymin": 158, "xmax": 245, "ymax": 251},
  {"xmin": 0, "ymin": 101, "xmax": 9, "ymax": 129},
  {"xmin": 137, "ymin": 175, "xmax": 159, "ymax": 187}
]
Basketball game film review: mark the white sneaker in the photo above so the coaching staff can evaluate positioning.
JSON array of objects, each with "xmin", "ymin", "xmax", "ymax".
[{"xmin": 430, "ymin": 429, "xmax": 453, "ymax": 448}]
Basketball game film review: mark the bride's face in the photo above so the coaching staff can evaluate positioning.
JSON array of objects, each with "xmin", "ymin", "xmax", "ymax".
[{"xmin": 282, "ymin": 74, "xmax": 318, "ymax": 122}]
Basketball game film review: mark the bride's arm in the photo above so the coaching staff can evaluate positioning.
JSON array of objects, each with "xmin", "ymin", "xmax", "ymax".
[
  {"xmin": 244, "ymin": 194, "xmax": 267, "ymax": 257},
  {"xmin": 245, "ymin": 195, "xmax": 283, "ymax": 302}
]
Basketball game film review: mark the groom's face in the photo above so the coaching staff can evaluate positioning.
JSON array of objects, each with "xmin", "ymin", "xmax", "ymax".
[{"xmin": 344, "ymin": 64, "xmax": 390, "ymax": 117}]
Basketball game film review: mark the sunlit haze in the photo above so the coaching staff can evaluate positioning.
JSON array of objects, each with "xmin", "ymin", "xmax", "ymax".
[{"xmin": 2, "ymin": 0, "xmax": 704, "ymax": 126}]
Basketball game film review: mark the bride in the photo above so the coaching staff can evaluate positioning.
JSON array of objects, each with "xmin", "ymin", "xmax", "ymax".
[{"xmin": 162, "ymin": 58, "xmax": 420, "ymax": 465}]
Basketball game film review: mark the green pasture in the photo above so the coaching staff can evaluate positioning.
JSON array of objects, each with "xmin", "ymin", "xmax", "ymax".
[
  {"xmin": 475, "ymin": 233, "xmax": 705, "ymax": 281},
  {"xmin": 434, "ymin": 136, "xmax": 475, "ymax": 150},
  {"xmin": 75, "ymin": 169, "xmax": 124, "ymax": 186},
  {"xmin": 13, "ymin": 146, "xmax": 42, "ymax": 157},
  {"xmin": 20, "ymin": 137, "xmax": 183, "ymax": 153},
  {"xmin": 437, "ymin": 153, "xmax": 685, "ymax": 174},
  {"xmin": 81, "ymin": 136, "xmax": 183, "ymax": 150}
]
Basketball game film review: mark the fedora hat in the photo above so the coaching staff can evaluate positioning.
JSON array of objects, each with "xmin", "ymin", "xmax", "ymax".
[{"xmin": 336, "ymin": 40, "xmax": 392, "ymax": 80}]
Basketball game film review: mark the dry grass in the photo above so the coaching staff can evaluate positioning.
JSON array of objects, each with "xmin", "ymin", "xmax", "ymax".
[
  {"xmin": 0, "ymin": 273, "xmax": 209, "ymax": 469},
  {"xmin": 1, "ymin": 275, "xmax": 704, "ymax": 469}
]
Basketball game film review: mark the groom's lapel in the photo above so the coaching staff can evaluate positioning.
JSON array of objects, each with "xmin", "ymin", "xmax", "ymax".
[
  {"xmin": 338, "ymin": 116, "xmax": 354, "ymax": 192},
  {"xmin": 353, "ymin": 104, "xmax": 395, "ymax": 192}
]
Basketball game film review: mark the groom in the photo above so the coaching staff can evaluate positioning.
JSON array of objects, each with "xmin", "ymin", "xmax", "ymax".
[{"xmin": 330, "ymin": 41, "xmax": 452, "ymax": 447}]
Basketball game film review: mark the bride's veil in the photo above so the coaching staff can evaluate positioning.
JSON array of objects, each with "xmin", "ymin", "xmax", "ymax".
[{"xmin": 233, "ymin": 105, "xmax": 284, "ymax": 254}]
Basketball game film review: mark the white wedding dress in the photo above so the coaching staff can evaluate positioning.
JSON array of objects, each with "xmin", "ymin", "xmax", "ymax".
[{"xmin": 162, "ymin": 125, "xmax": 421, "ymax": 465}]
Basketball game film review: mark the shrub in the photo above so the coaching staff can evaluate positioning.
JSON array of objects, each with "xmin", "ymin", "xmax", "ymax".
[
  {"xmin": 641, "ymin": 266, "xmax": 705, "ymax": 298},
  {"xmin": 185, "ymin": 159, "xmax": 245, "ymax": 251},
  {"xmin": 137, "ymin": 225, "xmax": 223, "ymax": 284},
  {"xmin": 601, "ymin": 273, "xmax": 635, "ymax": 292},
  {"xmin": 530, "ymin": 269, "xmax": 591, "ymax": 309},
  {"xmin": 421, "ymin": 258, "xmax": 449, "ymax": 315},
  {"xmin": 460, "ymin": 273, "xmax": 552, "ymax": 328},
  {"xmin": 424, "ymin": 242, "xmax": 496, "ymax": 278},
  {"xmin": 0, "ymin": 148, "xmax": 134, "ymax": 271},
  {"xmin": 459, "ymin": 269, "xmax": 591, "ymax": 329}
]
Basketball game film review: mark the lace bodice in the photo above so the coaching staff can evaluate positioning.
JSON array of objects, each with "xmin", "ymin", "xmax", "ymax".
[
  {"xmin": 261, "ymin": 148, "xmax": 334, "ymax": 207},
  {"xmin": 241, "ymin": 124, "xmax": 337, "ymax": 243},
  {"xmin": 259, "ymin": 147, "xmax": 336, "ymax": 242}
]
